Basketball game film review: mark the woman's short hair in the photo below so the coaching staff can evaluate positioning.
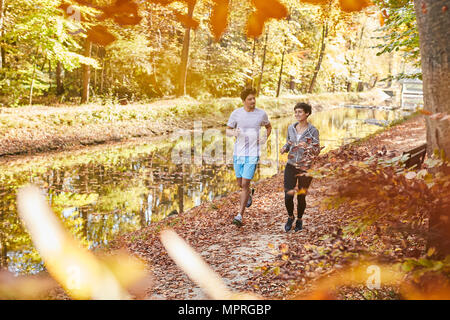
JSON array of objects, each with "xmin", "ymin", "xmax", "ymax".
[
  {"xmin": 240, "ymin": 87, "xmax": 257, "ymax": 101},
  {"xmin": 294, "ymin": 102, "xmax": 312, "ymax": 115}
]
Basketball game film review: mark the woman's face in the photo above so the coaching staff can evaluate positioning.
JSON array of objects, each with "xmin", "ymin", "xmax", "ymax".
[{"xmin": 295, "ymin": 108, "xmax": 309, "ymax": 122}]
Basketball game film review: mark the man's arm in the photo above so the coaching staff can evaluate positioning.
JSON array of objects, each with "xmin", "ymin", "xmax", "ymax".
[
  {"xmin": 226, "ymin": 126, "xmax": 240, "ymax": 137},
  {"xmin": 226, "ymin": 111, "xmax": 238, "ymax": 137},
  {"xmin": 259, "ymin": 123, "xmax": 272, "ymax": 145},
  {"xmin": 265, "ymin": 123, "xmax": 272, "ymax": 140}
]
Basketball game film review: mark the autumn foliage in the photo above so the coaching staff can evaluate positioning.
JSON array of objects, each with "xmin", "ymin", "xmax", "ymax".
[{"xmin": 59, "ymin": 0, "xmax": 377, "ymax": 47}]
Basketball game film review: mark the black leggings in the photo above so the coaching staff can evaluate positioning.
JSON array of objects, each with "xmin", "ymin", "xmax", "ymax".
[{"xmin": 284, "ymin": 163, "xmax": 313, "ymax": 219}]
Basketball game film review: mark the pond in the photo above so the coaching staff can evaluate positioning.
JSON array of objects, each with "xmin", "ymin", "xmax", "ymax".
[{"xmin": 0, "ymin": 106, "xmax": 409, "ymax": 274}]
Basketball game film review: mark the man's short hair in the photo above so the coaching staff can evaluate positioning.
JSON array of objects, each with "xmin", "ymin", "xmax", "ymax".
[
  {"xmin": 294, "ymin": 102, "xmax": 312, "ymax": 115},
  {"xmin": 241, "ymin": 87, "xmax": 257, "ymax": 101}
]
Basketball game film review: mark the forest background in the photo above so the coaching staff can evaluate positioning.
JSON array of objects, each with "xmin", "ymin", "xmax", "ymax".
[{"xmin": 0, "ymin": 0, "xmax": 419, "ymax": 107}]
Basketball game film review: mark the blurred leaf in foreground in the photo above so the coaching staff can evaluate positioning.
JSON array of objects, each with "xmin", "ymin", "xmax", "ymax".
[
  {"xmin": 0, "ymin": 271, "xmax": 57, "ymax": 300},
  {"xmin": 160, "ymin": 229, "xmax": 261, "ymax": 300},
  {"xmin": 16, "ymin": 185, "xmax": 148, "ymax": 300}
]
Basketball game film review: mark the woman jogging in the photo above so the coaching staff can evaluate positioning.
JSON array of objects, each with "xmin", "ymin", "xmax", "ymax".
[{"xmin": 280, "ymin": 102, "xmax": 320, "ymax": 232}]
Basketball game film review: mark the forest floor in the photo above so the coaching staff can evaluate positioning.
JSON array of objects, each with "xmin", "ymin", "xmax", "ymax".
[
  {"xmin": 107, "ymin": 114, "xmax": 426, "ymax": 300},
  {"xmin": 0, "ymin": 90, "xmax": 390, "ymax": 157}
]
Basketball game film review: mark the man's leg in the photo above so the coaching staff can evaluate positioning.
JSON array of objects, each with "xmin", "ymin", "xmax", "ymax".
[
  {"xmin": 238, "ymin": 178, "xmax": 251, "ymax": 216},
  {"xmin": 236, "ymin": 177, "xmax": 242, "ymax": 188},
  {"xmin": 232, "ymin": 158, "xmax": 245, "ymax": 226},
  {"xmin": 233, "ymin": 158, "xmax": 257, "ymax": 226}
]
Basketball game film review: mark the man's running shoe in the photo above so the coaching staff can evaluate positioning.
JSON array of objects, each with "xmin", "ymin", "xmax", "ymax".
[
  {"xmin": 232, "ymin": 214, "xmax": 243, "ymax": 227},
  {"xmin": 294, "ymin": 219, "xmax": 303, "ymax": 232},
  {"xmin": 246, "ymin": 188, "xmax": 255, "ymax": 208},
  {"xmin": 284, "ymin": 216, "xmax": 294, "ymax": 232}
]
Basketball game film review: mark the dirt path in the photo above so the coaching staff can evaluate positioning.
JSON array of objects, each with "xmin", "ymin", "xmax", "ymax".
[{"xmin": 110, "ymin": 115, "xmax": 427, "ymax": 300}]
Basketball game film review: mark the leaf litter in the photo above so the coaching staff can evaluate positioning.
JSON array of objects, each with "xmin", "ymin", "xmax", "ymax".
[{"xmin": 107, "ymin": 115, "xmax": 427, "ymax": 300}]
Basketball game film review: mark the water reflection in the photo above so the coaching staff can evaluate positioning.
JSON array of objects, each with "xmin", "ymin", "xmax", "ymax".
[{"xmin": 0, "ymin": 107, "xmax": 407, "ymax": 274}]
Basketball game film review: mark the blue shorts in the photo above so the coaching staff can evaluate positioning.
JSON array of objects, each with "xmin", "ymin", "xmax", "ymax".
[{"xmin": 233, "ymin": 156, "xmax": 259, "ymax": 180}]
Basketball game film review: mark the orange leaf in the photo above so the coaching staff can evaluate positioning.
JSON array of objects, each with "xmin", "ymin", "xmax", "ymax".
[
  {"xmin": 279, "ymin": 243, "xmax": 289, "ymax": 253},
  {"xmin": 246, "ymin": 0, "xmax": 288, "ymax": 38},
  {"xmin": 151, "ymin": 0, "xmax": 176, "ymax": 5},
  {"xmin": 379, "ymin": 12, "xmax": 385, "ymax": 26},
  {"xmin": 210, "ymin": 0, "xmax": 230, "ymax": 41},
  {"xmin": 300, "ymin": 0, "xmax": 330, "ymax": 5},
  {"xmin": 338, "ymin": 0, "xmax": 372, "ymax": 13},
  {"xmin": 419, "ymin": 109, "xmax": 433, "ymax": 116},
  {"xmin": 87, "ymin": 25, "xmax": 116, "ymax": 47},
  {"xmin": 247, "ymin": 12, "xmax": 265, "ymax": 38},
  {"xmin": 102, "ymin": 0, "xmax": 139, "ymax": 17},
  {"xmin": 175, "ymin": 12, "xmax": 200, "ymax": 29},
  {"xmin": 113, "ymin": 14, "xmax": 142, "ymax": 25},
  {"xmin": 252, "ymin": 0, "xmax": 288, "ymax": 19}
]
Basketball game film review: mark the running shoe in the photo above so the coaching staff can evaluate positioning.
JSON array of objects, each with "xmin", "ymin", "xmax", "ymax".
[
  {"xmin": 232, "ymin": 214, "xmax": 243, "ymax": 227},
  {"xmin": 284, "ymin": 216, "xmax": 294, "ymax": 232},
  {"xmin": 294, "ymin": 219, "xmax": 303, "ymax": 232}
]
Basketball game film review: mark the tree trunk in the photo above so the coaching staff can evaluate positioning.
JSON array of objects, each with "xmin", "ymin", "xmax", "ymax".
[
  {"xmin": 276, "ymin": 37, "xmax": 287, "ymax": 98},
  {"xmin": 81, "ymin": 40, "xmax": 92, "ymax": 104},
  {"xmin": 346, "ymin": 81, "xmax": 352, "ymax": 92},
  {"xmin": 177, "ymin": 1, "xmax": 196, "ymax": 97},
  {"xmin": 413, "ymin": 0, "xmax": 450, "ymax": 256},
  {"xmin": 29, "ymin": 61, "xmax": 37, "ymax": 105},
  {"xmin": 250, "ymin": 38, "xmax": 257, "ymax": 87},
  {"xmin": 100, "ymin": 59, "xmax": 105, "ymax": 94},
  {"xmin": 289, "ymin": 75, "xmax": 296, "ymax": 91},
  {"xmin": 308, "ymin": 22, "xmax": 328, "ymax": 94},
  {"xmin": 0, "ymin": 0, "xmax": 6, "ymax": 68},
  {"xmin": 93, "ymin": 46, "xmax": 99, "ymax": 95},
  {"xmin": 0, "ymin": 238, "xmax": 6, "ymax": 269},
  {"xmin": 257, "ymin": 30, "xmax": 269, "ymax": 96},
  {"xmin": 56, "ymin": 61, "xmax": 64, "ymax": 95}
]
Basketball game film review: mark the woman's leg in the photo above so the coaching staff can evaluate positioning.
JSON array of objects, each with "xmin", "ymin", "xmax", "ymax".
[
  {"xmin": 296, "ymin": 174, "xmax": 313, "ymax": 220},
  {"xmin": 284, "ymin": 163, "xmax": 297, "ymax": 217}
]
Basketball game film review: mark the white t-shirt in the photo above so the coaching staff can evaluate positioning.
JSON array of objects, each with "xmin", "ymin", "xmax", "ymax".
[{"xmin": 227, "ymin": 107, "xmax": 270, "ymax": 157}]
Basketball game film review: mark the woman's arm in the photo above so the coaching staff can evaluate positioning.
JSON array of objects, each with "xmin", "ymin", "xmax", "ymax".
[
  {"xmin": 311, "ymin": 129, "xmax": 321, "ymax": 156},
  {"xmin": 281, "ymin": 127, "xmax": 291, "ymax": 154}
]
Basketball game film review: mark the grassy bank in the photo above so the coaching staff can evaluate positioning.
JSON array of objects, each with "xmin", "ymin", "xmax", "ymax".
[{"xmin": 0, "ymin": 90, "xmax": 387, "ymax": 157}]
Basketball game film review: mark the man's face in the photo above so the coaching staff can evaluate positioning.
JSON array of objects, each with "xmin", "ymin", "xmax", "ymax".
[{"xmin": 243, "ymin": 94, "xmax": 256, "ymax": 109}]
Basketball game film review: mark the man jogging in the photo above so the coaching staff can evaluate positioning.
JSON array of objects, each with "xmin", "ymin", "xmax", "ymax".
[{"xmin": 226, "ymin": 87, "xmax": 272, "ymax": 227}]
